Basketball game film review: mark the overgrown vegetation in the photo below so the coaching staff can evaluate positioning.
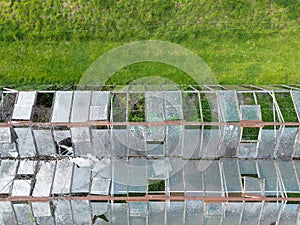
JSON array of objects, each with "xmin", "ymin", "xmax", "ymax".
[{"xmin": 1, "ymin": 1, "xmax": 300, "ymax": 86}]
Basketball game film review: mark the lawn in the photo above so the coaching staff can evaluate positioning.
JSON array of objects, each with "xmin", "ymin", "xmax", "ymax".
[{"xmin": 1, "ymin": 1, "xmax": 300, "ymax": 86}]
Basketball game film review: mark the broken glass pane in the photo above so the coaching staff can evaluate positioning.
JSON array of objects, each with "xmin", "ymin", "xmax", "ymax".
[{"xmin": 91, "ymin": 202, "xmax": 110, "ymax": 225}]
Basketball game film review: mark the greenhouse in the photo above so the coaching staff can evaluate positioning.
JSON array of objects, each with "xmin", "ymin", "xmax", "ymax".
[{"xmin": 0, "ymin": 84, "xmax": 300, "ymax": 224}]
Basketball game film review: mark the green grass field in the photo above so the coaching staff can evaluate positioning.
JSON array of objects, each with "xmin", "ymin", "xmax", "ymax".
[{"xmin": 1, "ymin": 1, "xmax": 300, "ymax": 86}]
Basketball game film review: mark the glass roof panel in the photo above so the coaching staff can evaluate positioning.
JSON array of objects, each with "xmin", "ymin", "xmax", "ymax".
[
  {"xmin": 71, "ymin": 91, "xmax": 91, "ymax": 122},
  {"xmin": 218, "ymin": 90, "xmax": 239, "ymax": 122},
  {"xmin": 221, "ymin": 158, "xmax": 242, "ymax": 193},
  {"xmin": 51, "ymin": 91, "xmax": 73, "ymax": 122},
  {"xmin": 240, "ymin": 105, "xmax": 261, "ymax": 120}
]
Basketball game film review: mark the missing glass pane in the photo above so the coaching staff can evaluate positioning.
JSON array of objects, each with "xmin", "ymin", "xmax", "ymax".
[
  {"xmin": 275, "ymin": 93, "xmax": 298, "ymax": 122},
  {"xmin": 242, "ymin": 127, "xmax": 260, "ymax": 141},
  {"xmin": 148, "ymin": 179, "xmax": 165, "ymax": 194},
  {"xmin": 128, "ymin": 93, "xmax": 145, "ymax": 122},
  {"xmin": 32, "ymin": 92, "xmax": 54, "ymax": 122}
]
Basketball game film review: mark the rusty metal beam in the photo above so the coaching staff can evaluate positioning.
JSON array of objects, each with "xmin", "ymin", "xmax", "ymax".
[
  {"xmin": 1, "ymin": 195, "xmax": 300, "ymax": 203},
  {"xmin": 0, "ymin": 120, "xmax": 300, "ymax": 128}
]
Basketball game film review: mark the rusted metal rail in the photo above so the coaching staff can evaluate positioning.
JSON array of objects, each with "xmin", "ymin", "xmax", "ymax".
[
  {"xmin": 1, "ymin": 195, "xmax": 299, "ymax": 203},
  {"xmin": 0, "ymin": 120, "xmax": 299, "ymax": 128}
]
